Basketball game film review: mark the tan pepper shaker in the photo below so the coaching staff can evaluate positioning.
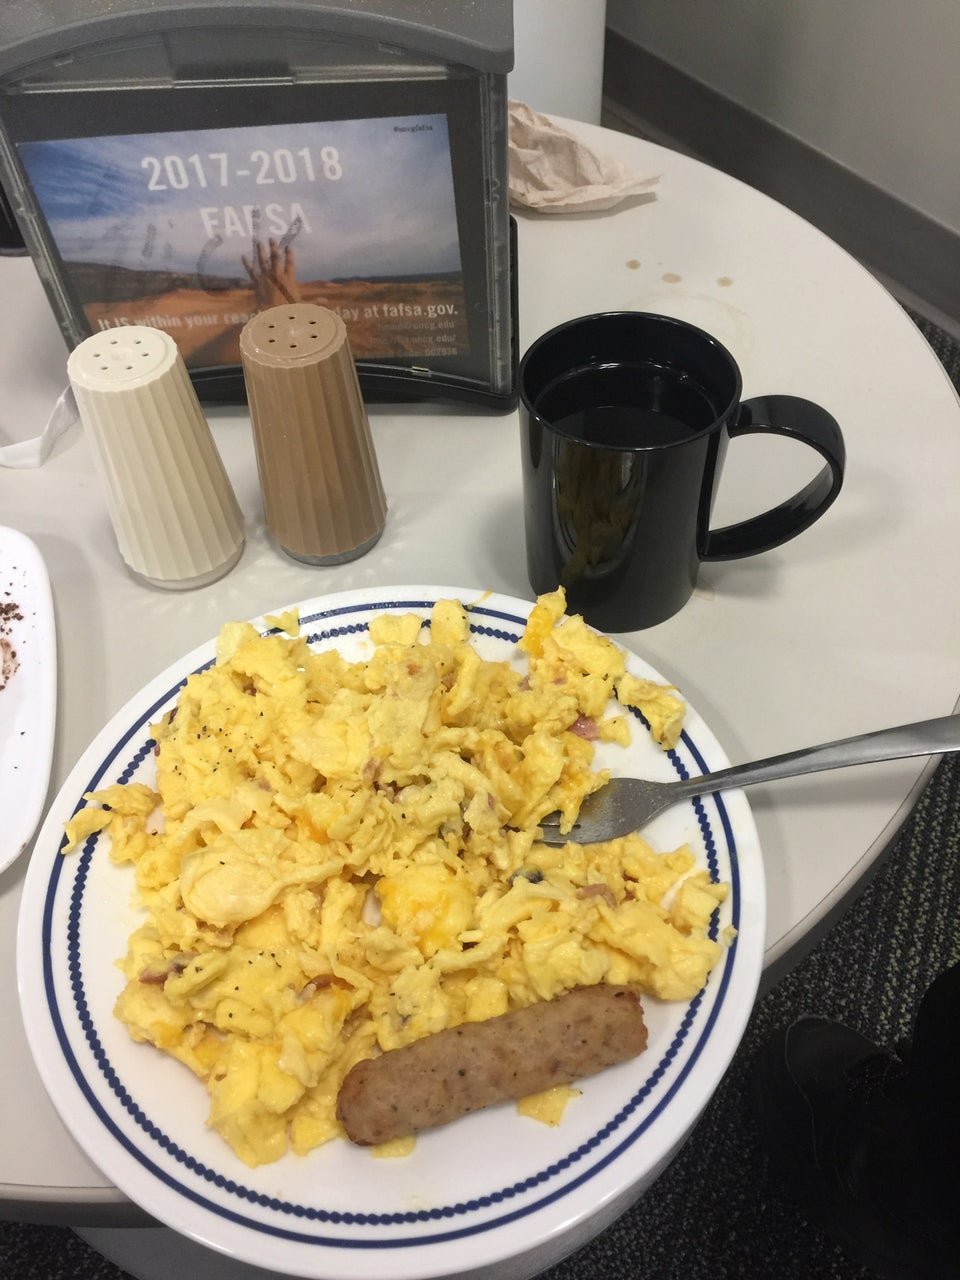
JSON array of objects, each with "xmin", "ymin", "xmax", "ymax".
[{"xmin": 239, "ymin": 304, "xmax": 387, "ymax": 564}]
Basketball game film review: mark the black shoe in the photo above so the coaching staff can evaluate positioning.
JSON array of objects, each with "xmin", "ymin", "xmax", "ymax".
[{"xmin": 752, "ymin": 1015, "xmax": 960, "ymax": 1280}]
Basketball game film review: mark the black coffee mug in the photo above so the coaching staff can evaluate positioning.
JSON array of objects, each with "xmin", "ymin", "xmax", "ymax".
[{"xmin": 519, "ymin": 312, "xmax": 846, "ymax": 631}]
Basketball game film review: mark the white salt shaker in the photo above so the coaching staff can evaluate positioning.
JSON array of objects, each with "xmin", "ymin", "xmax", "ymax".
[{"xmin": 67, "ymin": 327, "xmax": 244, "ymax": 589}]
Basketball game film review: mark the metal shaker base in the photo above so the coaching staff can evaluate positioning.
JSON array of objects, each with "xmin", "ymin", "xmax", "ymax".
[
  {"xmin": 128, "ymin": 538, "xmax": 245, "ymax": 591},
  {"xmin": 278, "ymin": 523, "xmax": 385, "ymax": 566}
]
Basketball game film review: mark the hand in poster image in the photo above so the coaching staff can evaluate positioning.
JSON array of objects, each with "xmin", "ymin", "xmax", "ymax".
[
  {"xmin": 188, "ymin": 237, "xmax": 305, "ymax": 366},
  {"xmin": 241, "ymin": 236, "xmax": 302, "ymax": 308}
]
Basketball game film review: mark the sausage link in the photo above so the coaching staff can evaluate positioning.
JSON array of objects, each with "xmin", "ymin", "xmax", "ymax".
[{"xmin": 336, "ymin": 984, "xmax": 647, "ymax": 1145}]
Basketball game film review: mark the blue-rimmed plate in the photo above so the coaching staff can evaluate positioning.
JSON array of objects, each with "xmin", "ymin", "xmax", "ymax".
[{"xmin": 16, "ymin": 586, "xmax": 764, "ymax": 1280}]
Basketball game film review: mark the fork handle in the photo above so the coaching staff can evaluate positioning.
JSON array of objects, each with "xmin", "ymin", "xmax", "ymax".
[{"xmin": 669, "ymin": 713, "xmax": 960, "ymax": 802}]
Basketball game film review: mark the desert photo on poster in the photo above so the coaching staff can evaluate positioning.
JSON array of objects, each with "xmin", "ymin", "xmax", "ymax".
[{"xmin": 18, "ymin": 114, "xmax": 469, "ymax": 367}]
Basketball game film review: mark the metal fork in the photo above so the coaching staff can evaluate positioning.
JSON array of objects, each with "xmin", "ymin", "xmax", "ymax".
[{"xmin": 537, "ymin": 714, "xmax": 960, "ymax": 846}]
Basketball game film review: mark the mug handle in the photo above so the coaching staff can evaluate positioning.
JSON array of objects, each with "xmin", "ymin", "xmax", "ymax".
[{"xmin": 702, "ymin": 394, "xmax": 846, "ymax": 560}]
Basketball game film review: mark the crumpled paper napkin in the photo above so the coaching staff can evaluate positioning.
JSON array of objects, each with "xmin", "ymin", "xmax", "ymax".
[
  {"xmin": 508, "ymin": 100, "xmax": 660, "ymax": 213},
  {"xmin": 0, "ymin": 384, "xmax": 77, "ymax": 469}
]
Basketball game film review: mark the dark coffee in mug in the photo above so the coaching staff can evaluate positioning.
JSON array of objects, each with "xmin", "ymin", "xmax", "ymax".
[
  {"xmin": 535, "ymin": 360, "xmax": 719, "ymax": 448},
  {"xmin": 519, "ymin": 312, "xmax": 846, "ymax": 632}
]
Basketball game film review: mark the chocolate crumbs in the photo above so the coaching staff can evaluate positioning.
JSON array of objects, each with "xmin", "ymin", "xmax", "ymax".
[{"xmin": 0, "ymin": 594, "xmax": 23, "ymax": 691}]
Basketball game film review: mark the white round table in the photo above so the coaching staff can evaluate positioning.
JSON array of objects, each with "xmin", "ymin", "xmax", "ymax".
[{"xmin": 2, "ymin": 119, "xmax": 959, "ymax": 1276}]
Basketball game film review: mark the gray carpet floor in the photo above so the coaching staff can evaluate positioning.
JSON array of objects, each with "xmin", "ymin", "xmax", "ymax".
[{"xmin": 2, "ymin": 307, "xmax": 957, "ymax": 1279}]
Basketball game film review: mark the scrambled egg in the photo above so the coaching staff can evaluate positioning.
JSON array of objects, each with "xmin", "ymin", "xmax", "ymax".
[{"xmin": 65, "ymin": 589, "xmax": 728, "ymax": 1167}]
